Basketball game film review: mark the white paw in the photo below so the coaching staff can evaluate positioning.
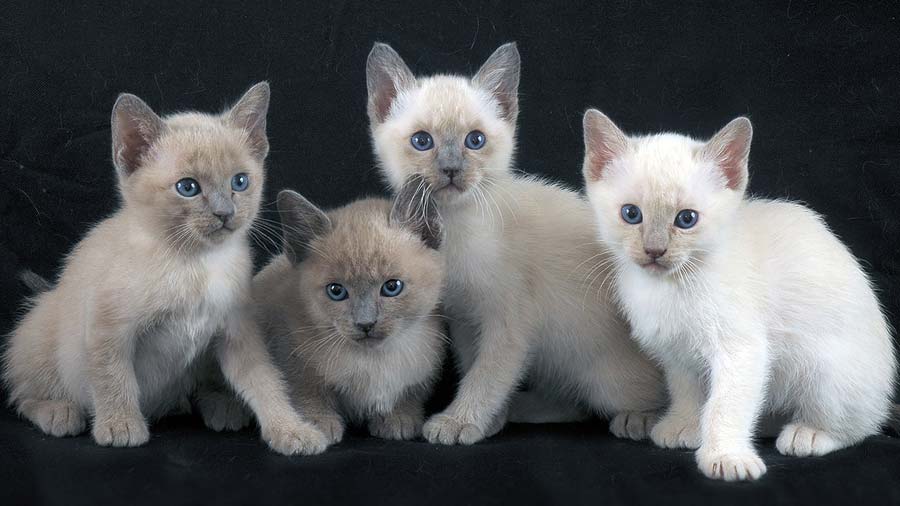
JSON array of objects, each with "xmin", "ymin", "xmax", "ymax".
[
  {"xmin": 92, "ymin": 412, "xmax": 150, "ymax": 447},
  {"xmin": 609, "ymin": 411, "xmax": 657, "ymax": 441},
  {"xmin": 696, "ymin": 447, "xmax": 767, "ymax": 481},
  {"xmin": 20, "ymin": 399, "xmax": 87, "ymax": 437},
  {"xmin": 423, "ymin": 412, "xmax": 485, "ymax": 445},
  {"xmin": 369, "ymin": 411, "xmax": 423, "ymax": 440},
  {"xmin": 261, "ymin": 418, "xmax": 329, "ymax": 456},
  {"xmin": 308, "ymin": 414, "xmax": 345, "ymax": 445},
  {"xmin": 650, "ymin": 413, "xmax": 701, "ymax": 449},
  {"xmin": 776, "ymin": 423, "xmax": 843, "ymax": 457},
  {"xmin": 196, "ymin": 391, "xmax": 252, "ymax": 432}
]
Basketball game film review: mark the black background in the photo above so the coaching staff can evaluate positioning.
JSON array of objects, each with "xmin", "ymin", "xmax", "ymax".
[{"xmin": 1, "ymin": 1, "xmax": 899, "ymax": 505}]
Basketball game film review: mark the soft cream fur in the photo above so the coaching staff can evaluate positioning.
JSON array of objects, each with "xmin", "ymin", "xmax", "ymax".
[
  {"xmin": 582, "ymin": 110, "xmax": 897, "ymax": 481},
  {"xmin": 367, "ymin": 43, "xmax": 665, "ymax": 445},
  {"xmin": 252, "ymin": 183, "xmax": 445, "ymax": 446},
  {"xmin": 2, "ymin": 83, "xmax": 328, "ymax": 455}
]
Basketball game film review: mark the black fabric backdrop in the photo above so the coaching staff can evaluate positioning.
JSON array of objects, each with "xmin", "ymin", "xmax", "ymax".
[{"xmin": 1, "ymin": 1, "xmax": 899, "ymax": 505}]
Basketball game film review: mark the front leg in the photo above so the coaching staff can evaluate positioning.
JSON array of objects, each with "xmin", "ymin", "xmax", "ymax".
[
  {"xmin": 194, "ymin": 352, "xmax": 252, "ymax": 432},
  {"xmin": 424, "ymin": 311, "xmax": 531, "ymax": 445},
  {"xmin": 650, "ymin": 362, "xmax": 704, "ymax": 449},
  {"xmin": 290, "ymin": 381, "xmax": 346, "ymax": 445},
  {"xmin": 695, "ymin": 334, "xmax": 769, "ymax": 481},
  {"xmin": 217, "ymin": 314, "xmax": 327, "ymax": 455},
  {"xmin": 86, "ymin": 315, "xmax": 149, "ymax": 447},
  {"xmin": 369, "ymin": 387, "xmax": 428, "ymax": 440}
]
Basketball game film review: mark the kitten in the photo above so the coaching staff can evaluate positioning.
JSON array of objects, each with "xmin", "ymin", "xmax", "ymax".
[
  {"xmin": 251, "ymin": 177, "xmax": 445, "ymax": 445},
  {"xmin": 366, "ymin": 42, "xmax": 665, "ymax": 445},
  {"xmin": 581, "ymin": 110, "xmax": 897, "ymax": 481},
  {"xmin": 2, "ymin": 83, "xmax": 328, "ymax": 455}
]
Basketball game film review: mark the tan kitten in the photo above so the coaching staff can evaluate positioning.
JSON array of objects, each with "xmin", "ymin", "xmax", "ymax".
[
  {"xmin": 253, "ymin": 177, "xmax": 446, "ymax": 445},
  {"xmin": 367, "ymin": 43, "xmax": 665, "ymax": 445},
  {"xmin": 2, "ymin": 83, "xmax": 327, "ymax": 455}
]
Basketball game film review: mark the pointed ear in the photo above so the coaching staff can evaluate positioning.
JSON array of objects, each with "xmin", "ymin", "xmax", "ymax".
[
  {"xmin": 390, "ymin": 174, "xmax": 442, "ymax": 250},
  {"xmin": 701, "ymin": 117, "xmax": 752, "ymax": 192},
  {"xmin": 276, "ymin": 189, "xmax": 332, "ymax": 264},
  {"xmin": 472, "ymin": 42, "xmax": 520, "ymax": 123},
  {"xmin": 366, "ymin": 43, "xmax": 416, "ymax": 124},
  {"xmin": 227, "ymin": 82, "xmax": 270, "ymax": 160},
  {"xmin": 582, "ymin": 109, "xmax": 629, "ymax": 183},
  {"xmin": 111, "ymin": 93, "xmax": 165, "ymax": 178}
]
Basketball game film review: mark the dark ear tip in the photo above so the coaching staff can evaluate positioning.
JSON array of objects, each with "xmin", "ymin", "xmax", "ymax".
[
  {"xmin": 113, "ymin": 93, "xmax": 141, "ymax": 111},
  {"xmin": 276, "ymin": 189, "xmax": 301, "ymax": 210},
  {"xmin": 250, "ymin": 81, "xmax": 271, "ymax": 94}
]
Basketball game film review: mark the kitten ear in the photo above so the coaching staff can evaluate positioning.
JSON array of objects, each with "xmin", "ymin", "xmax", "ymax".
[
  {"xmin": 701, "ymin": 117, "xmax": 752, "ymax": 192},
  {"xmin": 582, "ymin": 109, "xmax": 629, "ymax": 183},
  {"xmin": 390, "ymin": 174, "xmax": 442, "ymax": 250},
  {"xmin": 227, "ymin": 82, "xmax": 271, "ymax": 160},
  {"xmin": 276, "ymin": 189, "xmax": 332, "ymax": 264},
  {"xmin": 111, "ymin": 93, "xmax": 165, "ymax": 178},
  {"xmin": 472, "ymin": 42, "xmax": 521, "ymax": 123},
  {"xmin": 366, "ymin": 43, "xmax": 416, "ymax": 124}
]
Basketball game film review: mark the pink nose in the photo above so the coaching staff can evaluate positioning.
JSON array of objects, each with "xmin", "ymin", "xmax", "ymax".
[{"xmin": 644, "ymin": 248, "xmax": 667, "ymax": 260}]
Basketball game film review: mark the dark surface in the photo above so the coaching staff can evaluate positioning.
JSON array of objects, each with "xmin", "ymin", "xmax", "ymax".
[{"xmin": 1, "ymin": 1, "xmax": 899, "ymax": 505}]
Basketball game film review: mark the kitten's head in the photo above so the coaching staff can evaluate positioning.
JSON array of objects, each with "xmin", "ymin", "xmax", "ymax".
[
  {"xmin": 582, "ymin": 110, "xmax": 752, "ymax": 277},
  {"xmin": 110, "ymin": 82, "xmax": 270, "ymax": 249},
  {"xmin": 366, "ymin": 42, "xmax": 519, "ymax": 206},
  {"xmin": 277, "ymin": 175, "xmax": 444, "ymax": 348}
]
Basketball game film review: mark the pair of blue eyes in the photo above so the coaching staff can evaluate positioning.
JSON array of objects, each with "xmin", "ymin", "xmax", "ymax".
[
  {"xmin": 175, "ymin": 173, "xmax": 249, "ymax": 197},
  {"xmin": 326, "ymin": 279, "xmax": 404, "ymax": 301},
  {"xmin": 410, "ymin": 131, "xmax": 486, "ymax": 151},
  {"xmin": 620, "ymin": 205, "xmax": 699, "ymax": 229}
]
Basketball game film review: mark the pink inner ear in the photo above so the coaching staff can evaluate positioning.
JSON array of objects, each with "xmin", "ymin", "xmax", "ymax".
[
  {"xmin": 373, "ymin": 79, "xmax": 397, "ymax": 123},
  {"xmin": 584, "ymin": 117, "xmax": 627, "ymax": 182},
  {"xmin": 720, "ymin": 143, "xmax": 745, "ymax": 190}
]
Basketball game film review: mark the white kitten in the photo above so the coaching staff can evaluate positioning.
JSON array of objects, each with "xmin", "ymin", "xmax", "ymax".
[
  {"xmin": 581, "ymin": 110, "xmax": 897, "ymax": 481},
  {"xmin": 366, "ymin": 42, "xmax": 665, "ymax": 445},
  {"xmin": 2, "ymin": 84, "xmax": 327, "ymax": 455}
]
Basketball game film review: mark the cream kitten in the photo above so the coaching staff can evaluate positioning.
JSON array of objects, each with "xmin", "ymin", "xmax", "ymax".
[
  {"xmin": 366, "ymin": 42, "xmax": 665, "ymax": 445},
  {"xmin": 252, "ymin": 177, "xmax": 446, "ymax": 445},
  {"xmin": 581, "ymin": 110, "xmax": 897, "ymax": 481},
  {"xmin": 2, "ymin": 83, "xmax": 328, "ymax": 455}
]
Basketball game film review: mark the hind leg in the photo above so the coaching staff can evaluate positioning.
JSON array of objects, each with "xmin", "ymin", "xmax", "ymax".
[
  {"xmin": 775, "ymin": 422, "xmax": 852, "ymax": 457},
  {"xmin": 19, "ymin": 399, "xmax": 87, "ymax": 437}
]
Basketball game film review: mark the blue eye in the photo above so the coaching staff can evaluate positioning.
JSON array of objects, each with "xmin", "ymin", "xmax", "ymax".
[
  {"xmin": 231, "ymin": 173, "xmax": 249, "ymax": 192},
  {"xmin": 675, "ymin": 209, "xmax": 699, "ymax": 229},
  {"xmin": 176, "ymin": 178, "xmax": 201, "ymax": 197},
  {"xmin": 410, "ymin": 131, "xmax": 434, "ymax": 151},
  {"xmin": 621, "ymin": 204, "xmax": 642, "ymax": 224},
  {"xmin": 464, "ymin": 130, "xmax": 486, "ymax": 150},
  {"xmin": 380, "ymin": 279, "xmax": 404, "ymax": 297},
  {"xmin": 326, "ymin": 283, "xmax": 348, "ymax": 301}
]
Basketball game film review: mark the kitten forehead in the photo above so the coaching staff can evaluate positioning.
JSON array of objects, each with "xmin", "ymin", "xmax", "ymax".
[
  {"xmin": 307, "ymin": 199, "xmax": 438, "ymax": 282},
  {"xmin": 153, "ymin": 112, "xmax": 258, "ymax": 177},
  {"xmin": 607, "ymin": 133, "xmax": 722, "ymax": 202},
  {"xmin": 394, "ymin": 75, "xmax": 499, "ymax": 131}
]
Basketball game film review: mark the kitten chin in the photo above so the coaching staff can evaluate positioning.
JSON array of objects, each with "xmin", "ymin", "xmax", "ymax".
[
  {"xmin": 582, "ymin": 110, "xmax": 897, "ymax": 481},
  {"xmin": 251, "ymin": 180, "xmax": 446, "ymax": 445},
  {"xmin": 366, "ymin": 42, "xmax": 666, "ymax": 446},
  {"xmin": 3, "ymin": 83, "xmax": 329, "ymax": 456}
]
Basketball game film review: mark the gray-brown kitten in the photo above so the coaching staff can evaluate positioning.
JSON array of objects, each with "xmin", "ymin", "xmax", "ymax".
[{"xmin": 253, "ymin": 177, "xmax": 446, "ymax": 445}]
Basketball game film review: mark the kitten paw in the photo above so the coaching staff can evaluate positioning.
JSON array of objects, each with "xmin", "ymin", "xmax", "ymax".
[
  {"xmin": 775, "ymin": 423, "xmax": 844, "ymax": 457},
  {"xmin": 423, "ymin": 413, "xmax": 485, "ymax": 445},
  {"xmin": 369, "ymin": 411, "xmax": 424, "ymax": 440},
  {"xmin": 649, "ymin": 413, "xmax": 701, "ymax": 449},
  {"xmin": 20, "ymin": 399, "xmax": 87, "ymax": 437},
  {"xmin": 308, "ymin": 414, "xmax": 345, "ymax": 445},
  {"xmin": 696, "ymin": 447, "xmax": 767, "ymax": 481},
  {"xmin": 196, "ymin": 391, "xmax": 252, "ymax": 432},
  {"xmin": 262, "ymin": 418, "xmax": 329, "ymax": 456},
  {"xmin": 92, "ymin": 413, "xmax": 150, "ymax": 447},
  {"xmin": 609, "ymin": 411, "xmax": 657, "ymax": 441}
]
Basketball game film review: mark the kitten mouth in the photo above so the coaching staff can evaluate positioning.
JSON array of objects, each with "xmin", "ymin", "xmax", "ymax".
[
  {"xmin": 640, "ymin": 260, "xmax": 669, "ymax": 273},
  {"xmin": 354, "ymin": 334, "xmax": 387, "ymax": 346}
]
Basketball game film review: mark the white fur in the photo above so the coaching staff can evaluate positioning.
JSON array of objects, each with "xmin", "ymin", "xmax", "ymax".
[{"xmin": 583, "ymin": 113, "xmax": 897, "ymax": 481}]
